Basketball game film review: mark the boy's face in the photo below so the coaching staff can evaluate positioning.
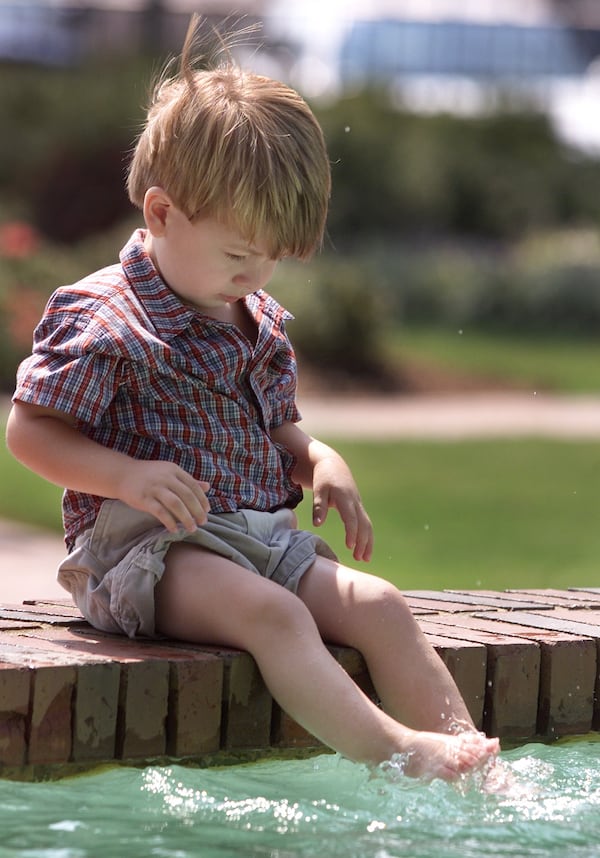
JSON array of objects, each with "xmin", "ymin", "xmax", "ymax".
[{"xmin": 145, "ymin": 199, "xmax": 279, "ymax": 313}]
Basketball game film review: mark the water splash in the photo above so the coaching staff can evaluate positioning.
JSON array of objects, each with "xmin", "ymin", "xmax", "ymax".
[{"xmin": 1, "ymin": 738, "xmax": 599, "ymax": 858}]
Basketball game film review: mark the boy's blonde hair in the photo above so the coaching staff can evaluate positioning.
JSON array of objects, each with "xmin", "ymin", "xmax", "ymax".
[{"xmin": 127, "ymin": 17, "xmax": 331, "ymax": 260}]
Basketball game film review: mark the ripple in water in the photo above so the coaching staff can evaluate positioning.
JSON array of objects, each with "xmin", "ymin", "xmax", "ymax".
[{"xmin": 1, "ymin": 736, "xmax": 599, "ymax": 858}]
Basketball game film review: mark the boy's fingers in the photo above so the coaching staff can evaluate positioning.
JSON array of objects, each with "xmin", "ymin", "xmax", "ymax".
[
  {"xmin": 353, "ymin": 517, "xmax": 374, "ymax": 562},
  {"xmin": 145, "ymin": 473, "xmax": 211, "ymax": 533},
  {"xmin": 312, "ymin": 489, "xmax": 329, "ymax": 527},
  {"xmin": 341, "ymin": 506, "xmax": 359, "ymax": 554},
  {"xmin": 341, "ymin": 503, "xmax": 372, "ymax": 562}
]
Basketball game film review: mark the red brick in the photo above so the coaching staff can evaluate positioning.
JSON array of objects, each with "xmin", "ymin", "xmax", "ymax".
[
  {"xmin": 506, "ymin": 589, "xmax": 600, "ymax": 608},
  {"xmin": 271, "ymin": 706, "xmax": 322, "ymax": 750},
  {"xmin": 404, "ymin": 594, "xmax": 488, "ymax": 614},
  {"xmin": 28, "ymin": 665, "xmax": 76, "ymax": 765},
  {"xmin": 424, "ymin": 633, "xmax": 487, "ymax": 730},
  {"xmin": 167, "ymin": 656, "xmax": 223, "ymax": 757},
  {"xmin": 537, "ymin": 639, "xmax": 596, "ymax": 736},
  {"xmin": 221, "ymin": 652, "xmax": 272, "ymax": 750},
  {"xmin": 0, "ymin": 664, "xmax": 31, "ymax": 766},
  {"xmin": 72, "ymin": 662, "xmax": 121, "ymax": 762},
  {"xmin": 117, "ymin": 660, "xmax": 170, "ymax": 760},
  {"xmin": 443, "ymin": 613, "xmax": 597, "ymax": 737},
  {"xmin": 420, "ymin": 618, "xmax": 541, "ymax": 739}
]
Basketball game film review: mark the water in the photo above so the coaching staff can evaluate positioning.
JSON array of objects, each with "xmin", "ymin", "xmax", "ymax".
[{"xmin": 1, "ymin": 737, "xmax": 600, "ymax": 858}]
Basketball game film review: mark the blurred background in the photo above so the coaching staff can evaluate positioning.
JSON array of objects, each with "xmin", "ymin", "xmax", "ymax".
[
  {"xmin": 2, "ymin": 0, "xmax": 600, "ymax": 594},
  {"xmin": 2, "ymin": 0, "xmax": 600, "ymax": 392}
]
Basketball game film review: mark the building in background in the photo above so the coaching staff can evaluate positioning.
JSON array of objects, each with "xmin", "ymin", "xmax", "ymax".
[
  {"xmin": 269, "ymin": 0, "xmax": 600, "ymax": 152},
  {"xmin": 0, "ymin": 1, "xmax": 271, "ymax": 64}
]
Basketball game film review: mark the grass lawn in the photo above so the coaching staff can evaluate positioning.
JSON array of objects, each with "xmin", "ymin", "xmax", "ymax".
[
  {"xmin": 386, "ymin": 327, "xmax": 600, "ymax": 393},
  {"xmin": 3, "ymin": 420, "xmax": 599, "ymax": 593},
  {"xmin": 294, "ymin": 438, "xmax": 600, "ymax": 592},
  {"xmin": 0, "ymin": 437, "xmax": 63, "ymax": 531}
]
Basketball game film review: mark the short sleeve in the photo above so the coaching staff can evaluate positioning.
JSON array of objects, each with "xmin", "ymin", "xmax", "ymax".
[{"xmin": 13, "ymin": 299, "xmax": 124, "ymax": 426}]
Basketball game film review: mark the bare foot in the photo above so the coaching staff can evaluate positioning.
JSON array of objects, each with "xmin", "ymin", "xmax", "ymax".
[
  {"xmin": 396, "ymin": 730, "xmax": 500, "ymax": 782},
  {"xmin": 480, "ymin": 757, "xmax": 517, "ymax": 795}
]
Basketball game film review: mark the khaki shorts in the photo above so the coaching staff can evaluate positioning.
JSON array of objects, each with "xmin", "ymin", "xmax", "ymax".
[{"xmin": 57, "ymin": 499, "xmax": 336, "ymax": 639}]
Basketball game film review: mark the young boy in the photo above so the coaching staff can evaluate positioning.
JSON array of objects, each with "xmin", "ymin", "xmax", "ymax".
[{"xmin": 6, "ymin": 18, "xmax": 498, "ymax": 781}]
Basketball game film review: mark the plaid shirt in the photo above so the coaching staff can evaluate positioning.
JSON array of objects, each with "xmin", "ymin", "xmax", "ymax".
[{"xmin": 14, "ymin": 229, "xmax": 303, "ymax": 547}]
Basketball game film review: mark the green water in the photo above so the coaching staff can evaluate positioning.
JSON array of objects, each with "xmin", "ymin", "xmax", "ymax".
[{"xmin": 1, "ymin": 738, "xmax": 600, "ymax": 858}]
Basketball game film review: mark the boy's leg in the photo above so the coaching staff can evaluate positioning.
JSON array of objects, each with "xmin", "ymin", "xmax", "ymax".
[
  {"xmin": 155, "ymin": 543, "xmax": 497, "ymax": 779},
  {"xmin": 297, "ymin": 557, "xmax": 476, "ymax": 734}
]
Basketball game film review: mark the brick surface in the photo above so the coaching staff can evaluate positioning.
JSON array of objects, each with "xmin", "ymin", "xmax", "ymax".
[
  {"xmin": 477, "ymin": 610, "xmax": 600, "ymax": 639},
  {"xmin": 0, "ymin": 588, "xmax": 598, "ymax": 773},
  {"xmin": 420, "ymin": 618, "xmax": 541, "ymax": 738},
  {"xmin": 221, "ymin": 651, "xmax": 272, "ymax": 750},
  {"xmin": 0, "ymin": 620, "xmax": 40, "ymax": 630},
  {"xmin": 0, "ymin": 664, "xmax": 31, "ymax": 766},
  {"xmin": 440, "ymin": 613, "xmax": 597, "ymax": 737},
  {"xmin": 423, "ymin": 632, "xmax": 487, "ymax": 730},
  {"xmin": 271, "ymin": 705, "xmax": 321, "ymax": 750},
  {"xmin": 117, "ymin": 660, "xmax": 170, "ymax": 760},
  {"xmin": 405, "ymin": 591, "xmax": 544, "ymax": 613},
  {"xmin": 507, "ymin": 589, "xmax": 600, "ymax": 608},
  {"xmin": 72, "ymin": 662, "xmax": 121, "ymax": 761},
  {"xmin": 28, "ymin": 665, "xmax": 76, "ymax": 764},
  {"xmin": 537, "ymin": 639, "xmax": 596, "ymax": 736},
  {"xmin": 167, "ymin": 656, "xmax": 223, "ymax": 757},
  {"xmin": 0, "ymin": 607, "xmax": 82, "ymax": 625}
]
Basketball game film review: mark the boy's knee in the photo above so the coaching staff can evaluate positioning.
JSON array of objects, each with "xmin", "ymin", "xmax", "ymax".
[
  {"xmin": 361, "ymin": 578, "xmax": 415, "ymax": 625},
  {"xmin": 248, "ymin": 583, "xmax": 314, "ymax": 639}
]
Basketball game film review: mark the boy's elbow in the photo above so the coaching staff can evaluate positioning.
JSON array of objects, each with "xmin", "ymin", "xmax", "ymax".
[
  {"xmin": 5, "ymin": 401, "xmax": 55, "ymax": 461},
  {"xmin": 5, "ymin": 403, "xmax": 26, "ymax": 459}
]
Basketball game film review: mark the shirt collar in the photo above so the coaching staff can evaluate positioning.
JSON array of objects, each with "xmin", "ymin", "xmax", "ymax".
[{"xmin": 119, "ymin": 229, "xmax": 198, "ymax": 341}]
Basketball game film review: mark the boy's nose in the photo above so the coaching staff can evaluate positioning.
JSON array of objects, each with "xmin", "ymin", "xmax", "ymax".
[
  {"xmin": 232, "ymin": 262, "xmax": 271, "ymax": 293},
  {"xmin": 232, "ymin": 273, "xmax": 256, "ymax": 294}
]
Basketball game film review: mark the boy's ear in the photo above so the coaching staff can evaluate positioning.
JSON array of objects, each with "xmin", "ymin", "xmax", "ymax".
[{"xmin": 143, "ymin": 187, "xmax": 172, "ymax": 236}]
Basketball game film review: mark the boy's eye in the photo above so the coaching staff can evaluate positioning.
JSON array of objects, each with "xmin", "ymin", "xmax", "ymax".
[{"xmin": 225, "ymin": 252, "xmax": 246, "ymax": 262}]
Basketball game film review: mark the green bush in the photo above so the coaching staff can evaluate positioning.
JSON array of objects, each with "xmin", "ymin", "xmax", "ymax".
[
  {"xmin": 0, "ymin": 61, "xmax": 147, "ymax": 241},
  {"xmin": 309, "ymin": 228, "xmax": 600, "ymax": 338},
  {"xmin": 316, "ymin": 92, "xmax": 600, "ymax": 242},
  {"xmin": 271, "ymin": 256, "xmax": 395, "ymax": 388},
  {"xmin": 3, "ymin": 65, "xmax": 600, "ymax": 246}
]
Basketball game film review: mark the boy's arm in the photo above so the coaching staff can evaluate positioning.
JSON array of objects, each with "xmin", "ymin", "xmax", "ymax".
[
  {"xmin": 6, "ymin": 401, "xmax": 210, "ymax": 534},
  {"xmin": 271, "ymin": 420, "xmax": 373, "ymax": 562}
]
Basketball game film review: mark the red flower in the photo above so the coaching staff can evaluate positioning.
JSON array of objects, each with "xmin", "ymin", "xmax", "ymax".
[{"xmin": 0, "ymin": 221, "xmax": 40, "ymax": 259}]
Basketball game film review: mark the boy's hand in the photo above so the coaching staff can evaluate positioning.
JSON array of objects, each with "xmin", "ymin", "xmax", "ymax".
[
  {"xmin": 118, "ymin": 459, "xmax": 210, "ymax": 534},
  {"xmin": 312, "ymin": 452, "xmax": 373, "ymax": 563},
  {"xmin": 6, "ymin": 402, "xmax": 210, "ymax": 534}
]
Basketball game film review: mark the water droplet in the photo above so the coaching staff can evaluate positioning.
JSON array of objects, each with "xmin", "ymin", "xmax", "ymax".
[
  {"xmin": 458, "ymin": 329, "xmax": 463, "ymax": 335},
  {"xmin": 344, "ymin": 125, "xmax": 351, "ymax": 133}
]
